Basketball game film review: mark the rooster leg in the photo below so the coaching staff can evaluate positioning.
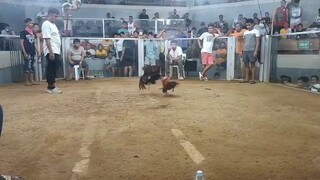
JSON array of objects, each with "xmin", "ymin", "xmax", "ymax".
[
  {"xmin": 148, "ymin": 84, "xmax": 150, "ymax": 89},
  {"xmin": 172, "ymin": 88, "xmax": 175, "ymax": 92}
]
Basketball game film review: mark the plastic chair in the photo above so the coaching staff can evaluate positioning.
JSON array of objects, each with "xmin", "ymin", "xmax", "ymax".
[
  {"xmin": 74, "ymin": 65, "xmax": 85, "ymax": 81},
  {"xmin": 169, "ymin": 53, "xmax": 186, "ymax": 79}
]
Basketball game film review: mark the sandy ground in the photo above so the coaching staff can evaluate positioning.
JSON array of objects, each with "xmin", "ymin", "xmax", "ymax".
[{"xmin": 0, "ymin": 78, "xmax": 319, "ymax": 180}]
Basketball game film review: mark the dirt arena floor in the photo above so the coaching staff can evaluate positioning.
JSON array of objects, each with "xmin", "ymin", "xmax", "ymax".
[{"xmin": 0, "ymin": 78, "xmax": 319, "ymax": 180}]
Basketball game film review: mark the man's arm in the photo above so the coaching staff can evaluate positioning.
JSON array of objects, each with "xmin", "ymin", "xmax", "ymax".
[
  {"xmin": 20, "ymin": 39, "xmax": 28, "ymax": 59},
  {"xmin": 121, "ymin": 47, "xmax": 125, "ymax": 61},
  {"xmin": 44, "ymin": 38, "xmax": 54, "ymax": 59},
  {"xmin": 80, "ymin": 47, "xmax": 85, "ymax": 63},
  {"xmin": 254, "ymin": 37, "xmax": 260, "ymax": 57},
  {"xmin": 67, "ymin": 49, "xmax": 72, "ymax": 64}
]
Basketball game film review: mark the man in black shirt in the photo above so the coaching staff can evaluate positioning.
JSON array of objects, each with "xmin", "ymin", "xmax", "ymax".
[
  {"xmin": 120, "ymin": 38, "xmax": 135, "ymax": 77},
  {"xmin": 139, "ymin": 9, "xmax": 149, "ymax": 32},
  {"xmin": 20, "ymin": 18, "xmax": 39, "ymax": 86}
]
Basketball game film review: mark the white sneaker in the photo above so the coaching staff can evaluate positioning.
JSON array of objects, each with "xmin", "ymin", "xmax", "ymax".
[
  {"xmin": 47, "ymin": 87, "xmax": 62, "ymax": 94},
  {"xmin": 203, "ymin": 77, "xmax": 208, "ymax": 81},
  {"xmin": 199, "ymin": 72, "xmax": 202, "ymax": 81},
  {"xmin": 179, "ymin": 77, "xmax": 184, "ymax": 81}
]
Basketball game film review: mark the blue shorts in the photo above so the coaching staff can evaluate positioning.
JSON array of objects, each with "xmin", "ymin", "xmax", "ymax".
[{"xmin": 24, "ymin": 55, "xmax": 35, "ymax": 73}]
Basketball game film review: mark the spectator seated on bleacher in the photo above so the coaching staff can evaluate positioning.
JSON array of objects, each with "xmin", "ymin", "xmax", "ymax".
[
  {"xmin": 105, "ymin": 53, "xmax": 117, "ymax": 77},
  {"xmin": 96, "ymin": 44, "xmax": 108, "ymax": 59},
  {"xmin": 294, "ymin": 23, "xmax": 308, "ymax": 39},
  {"xmin": 215, "ymin": 42, "xmax": 227, "ymax": 69},
  {"xmin": 280, "ymin": 22, "xmax": 290, "ymax": 39}
]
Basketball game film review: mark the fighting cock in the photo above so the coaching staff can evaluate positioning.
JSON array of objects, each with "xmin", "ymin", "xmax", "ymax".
[
  {"xmin": 139, "ymin": 66, "xmax": 162, "ymax": 90},
  {"xmin": 161, "ymin": 77, "xmax": 179, "ymax": 94}
]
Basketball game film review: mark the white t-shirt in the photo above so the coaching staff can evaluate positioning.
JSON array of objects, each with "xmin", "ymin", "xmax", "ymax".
[
  {"xmin": 116, "ymin": 39, "xmax": 124, "ymax": 52},
  {"xmin": 199, "ymin": 32, "xmax": 216, "ymax": 53},
  {"xmin": 169, "ymin": 46, "xmax": 183, "ymax": 60},
  {"xmin": 42, "ymin": 20, "xmax": 61, "ymax": 55}
]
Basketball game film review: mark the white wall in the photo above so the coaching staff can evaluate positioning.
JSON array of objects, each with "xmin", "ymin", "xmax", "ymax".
[
  {"xmin": 1, "ymin": 0, "xmax": 319, "ymax": 31},
  {"xmin": 24, "ymin": 3, "xmax": 190, "ymax": 20}
]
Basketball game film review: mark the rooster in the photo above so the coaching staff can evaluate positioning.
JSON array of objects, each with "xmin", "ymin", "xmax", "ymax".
[
  {"xmin": 139, "ymin": 66, "xmax": 162, "ymax": 90},
  {"xmin": 161, "ymin": 77, "xmax": 179, "ymax": 94}
]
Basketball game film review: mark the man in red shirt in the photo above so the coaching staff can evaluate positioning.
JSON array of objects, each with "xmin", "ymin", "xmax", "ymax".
[{"xmin": 274, "ymin": 0, "xmax": 289, "ymax": 33}]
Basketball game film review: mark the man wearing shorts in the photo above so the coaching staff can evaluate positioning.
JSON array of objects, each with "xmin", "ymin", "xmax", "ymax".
[
  {"xmin": 20, "ymin": 18, "xmax": 39, "ymax": 86},
  {"xmin": 198, "ymin": 24, "xmax": 221, "ymax": 81},
  {"xmin": 242, "ymin": 18, "xmax": 260, "ymax": 84},
  {"xmin": 121, "ymin": 36, "xmax": 135, "ymax": 77},
  {"xmin": 67, "ymin": 38, "xmax": 90, "ymax": 80}
]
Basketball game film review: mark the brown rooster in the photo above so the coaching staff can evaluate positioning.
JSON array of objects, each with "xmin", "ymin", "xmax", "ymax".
[{"xmin": 161, "ymin": 77, "xmax": 179, "ymax": 94}]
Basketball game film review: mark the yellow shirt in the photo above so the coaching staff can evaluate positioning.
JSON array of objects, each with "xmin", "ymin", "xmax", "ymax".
[
  {"xmin": 95, "ymin": 49, "xmax": 107, "ymax": 59},
  {"xmin": 280, "ymin": 29, "xmax": 289, "ymax": 39},
  {"xmin": 102, "ymin": 40, "xmax": 113, "ymax": 52}
]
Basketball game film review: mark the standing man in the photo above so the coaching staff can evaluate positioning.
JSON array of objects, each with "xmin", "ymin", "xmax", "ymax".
[
  {"xmin": 42, "ymin": 7, "xmax": 62, "ymax": 94},
  {"xmin": 20, "ymin": 18, "xmax": 39, "ymax": 86},
  {"xmin": 120, "ymin": 36, "xmax": 135, "ymax": 77},
  {"xmin": 198, "ymin": 24, "xmax": 221, "ymax": 81},
  {"xmin": 128, "ymin": 16, "xmax": 137, "ymax": 35},
  {"xmin": 242, "ymin": 19, "xmax": 260, "ymax": 84},
  {"xmin": 139, "ymin": 9, "xmax": 149, "ymax": 32},
  {"xmin": 274, "ymin": 0, "xmax": 289, "ymax": 33}
]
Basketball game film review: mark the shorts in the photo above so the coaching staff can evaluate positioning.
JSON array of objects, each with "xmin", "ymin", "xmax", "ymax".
[
  {"xmin": 69, "ymin": 60, "xmax": 89, "ymax": 69},
  {"xmin": 290, "ymin": 18, "xmax": 301, "ymax": 28},
  {"xmin": 145, "ymin": 56, "xmax": 156, "ymax": 66},
  {"xmin": 122, "ymin": 58, "xmax": 133, "ymax": 67},
  {"xmin": 24, "ymin": 55, "xmax": 35, "ymax": 73},
  {"xmin": 201, "ymin": 52, "xmax": 214, "ymax": 65},
  {"xmin": 242, "ymin": 51, "xmax": 256, "ymax": 63}
]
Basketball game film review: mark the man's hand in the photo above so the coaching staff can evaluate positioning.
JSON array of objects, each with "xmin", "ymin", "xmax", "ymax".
[
  {"xmin": 69, "ymin": 60, "xmax": 74, "ymax": 64},
  {"xmin": 253, "ymin": 51, "xmax": 257, "ymax": 58},
  {"xmin": 24, "ymin": 53, "xmax": 29, "ymax": 60},
  {"xmin": 49, "ymin": 53, "xmax": 55, "ymax": 60}
]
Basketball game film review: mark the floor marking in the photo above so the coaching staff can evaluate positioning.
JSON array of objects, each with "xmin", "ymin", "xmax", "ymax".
[
  {"xmin": 70, "ymin": 90, "xmax": 102, "ymax": 180},
  {"xmin": 171, "ymin": 129, "xmax": 205, "ymax": 164}
]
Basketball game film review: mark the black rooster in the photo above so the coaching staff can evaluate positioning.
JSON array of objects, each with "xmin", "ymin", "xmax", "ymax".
[{"xmin": 139, "ymin": 66, "xmax": 162, "ymax": 90}]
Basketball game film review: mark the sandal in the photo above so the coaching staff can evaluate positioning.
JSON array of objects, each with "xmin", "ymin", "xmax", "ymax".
[
  {"xmin": 239, "ymin": 80, "xmax": 249, "ymax": 83},
  {"xmin": 249, "ymin": 80, "xmax": 256, "ymax": 84},
  {"xmin": 31, "ymin": 82, "xmax": 40, "ymax": 85},
  {"xmin": 25, "ymin": 82, "xmax": 31, "ymax": 86}
]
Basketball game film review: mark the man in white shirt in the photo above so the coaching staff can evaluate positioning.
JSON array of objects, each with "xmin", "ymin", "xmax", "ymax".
[
  {"xmin": 198, "ymin": 24, "xmax": 221, "ymax": 81},
  {"xmin": 165, "ymin": 40, "xmax": 184, "ymax": 80},
  {"xmin": 42, "ymin": 7, "xmax": 62, "ymax": 94}
]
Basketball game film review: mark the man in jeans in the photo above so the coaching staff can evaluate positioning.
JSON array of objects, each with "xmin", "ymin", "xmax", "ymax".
[
  {"xmin": 242, "ymin": 19, "xmax": 260, "ymax": 84},
  {"xmin": 20, "ymin": 18, "xmax": 39, "ymax": 86},
  {"xmin": 42, "ymin": 7, "xmax": 62, "ymax": 94}
]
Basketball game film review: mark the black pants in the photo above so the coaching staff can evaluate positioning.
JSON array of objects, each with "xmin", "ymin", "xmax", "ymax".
[{"xmin": 46, "ymin": 54, "xmax": 60, "ymax": 90}]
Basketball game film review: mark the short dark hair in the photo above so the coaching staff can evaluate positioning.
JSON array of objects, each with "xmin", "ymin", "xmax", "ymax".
[
  {"xmin": 191, "ymin": 27, "xmax": 196, "ymax": 30},
  {"xmin": 120, "ymin": 32, "xmax": 125, "ymax": 35},
  {"xmin": 219, "ymin": 14, "xmax": 223, "ymax": 17},
  {"xmin": 187, "ymin": 30, "xmax": 191, "ymax": 33},
  {"xmin": 246, "ymin": 18, "xmax": 254, "ymax": 24},
  {"xmin": 133, "ymin": 30, "xmax": 139, "ymax": 34},
  {"xmin": 122, "ymin": 22, "xmax": 128, "ymax": 25},
  {"xmin": 311, "ymin": 75, "xmax": 319, "ymax": 81},
  {"xmin": 280, "ymin": 75, "xmax": 292, "ymax": 83},
  {"xmin": 298, "ymin": 76, "xmax": 309, "ymax": 83},
  {"xmin": 297, "ymin": 23, "xmax": 303, "ymax": 27},
  {"xmin": 33, "ymin": 23, "xmax": 39, "ymax": 26},
  {"xmin": 24, "ymin": 18, "xmax": 32, "ymax": 24},
  {"xmin": 48, "ymin": 7, "xmax": 60, "ymax": 15},
  {"xmin": 73, "ymin": 39, "xmax": 80, "ymax": 44},
  {"xmin": 129, "ymin": 16, "xmax": 133, "ymax": 18},
  {"xmin": 148, "ymin": 32, "xmax": 153, "ymax": 35},
  {"xmin": 208, "ymin": 23, "xmax": 214, "ymax": 28},
  {"xmin": 171, "ymin": 40, "xmax": 177, "ymax": 44}
]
